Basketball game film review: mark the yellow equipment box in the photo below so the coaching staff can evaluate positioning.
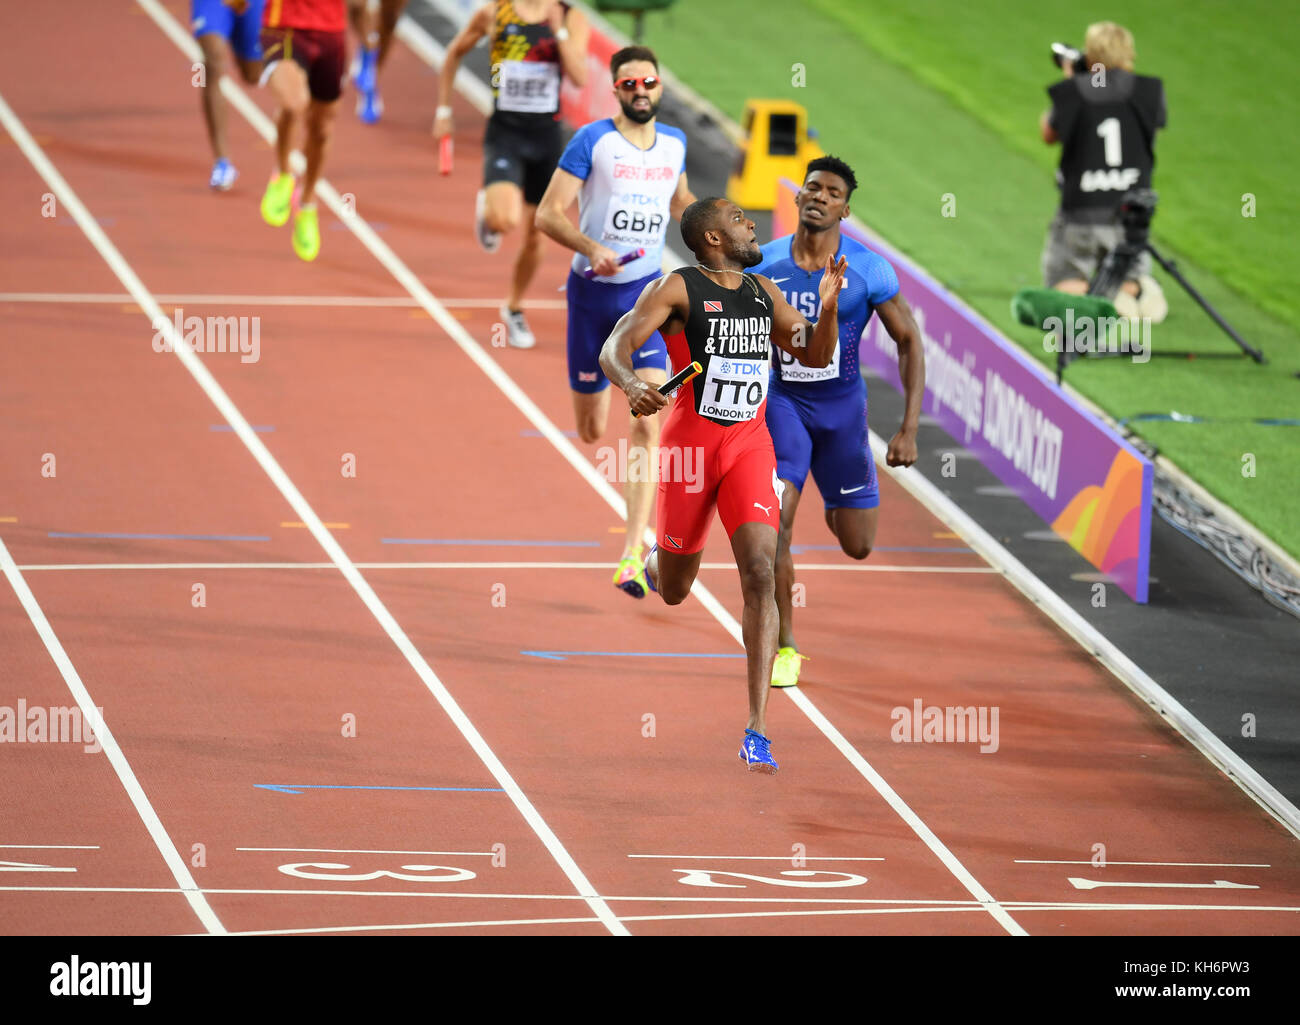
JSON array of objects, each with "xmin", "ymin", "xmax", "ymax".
[{"xmin": 726, "ymin": 99, "xmax": 825, "ymax": 211}]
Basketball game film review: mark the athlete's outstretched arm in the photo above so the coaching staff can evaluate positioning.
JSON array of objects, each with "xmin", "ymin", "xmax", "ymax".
[
  {"xmin": 535, "ymin": 168, "xmax": 621, "ymax": 277},
  {"xmin": 599, "ymin": 275, "xmax": 687, "ymax": 416},
  {"xmin": 550, "ymin": 4, "xmax": 590, "ymax": 87},
  {"xmin": 760, "ymin": 254, "xmax": 847, "ymax": 368},
  {"xmin": 875, "ymin": 293, "xmax": 925, "ymax": 467},
  {"xmin": 669, "ymin": 172, "xmax": 696, "ymax": 221},
  {"xmin": 433, "ymin": 4, "xmax": 493, "ymax": 138}
]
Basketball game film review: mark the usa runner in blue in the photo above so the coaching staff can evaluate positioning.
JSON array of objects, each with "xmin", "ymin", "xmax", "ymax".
[
  {"xmin": 191, "ymin": 0, "xmax": 266, "ymax": 189},
  {"xmin": 753, "ymin": 157, "xmax": 926, "ymax": 687}
]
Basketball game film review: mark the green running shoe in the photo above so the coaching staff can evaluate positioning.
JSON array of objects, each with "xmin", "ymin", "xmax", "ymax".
[
  {"xmin": 260, "ymin": 172, "xmax": 295, "ymax": 227},
  {"xmin": 613, "ymin": 546, "xmax": 648, "ymax": 598},
  {"xmin": 292, "ymin": 205, "xmax": 320, "ymax": 262},
  {"xmin": 770, "ymin": 646, "xmax": 805, "ymax": 688}
]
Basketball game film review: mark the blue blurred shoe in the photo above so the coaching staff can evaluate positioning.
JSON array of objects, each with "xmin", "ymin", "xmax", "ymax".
[
  {"xmin": 357, "ymin": 87, "xmax": 383, "ymax": 124},
  {"xmin": 355, "ymin": 46, "xmax": 381, "ymax": 123},
  {"xmin": 738, "ymin": 729, "xmax": 778, "ymax": 773},
  {"xmin": 209, "ymin": 158, "xmax": 237, "ymax": 191}
]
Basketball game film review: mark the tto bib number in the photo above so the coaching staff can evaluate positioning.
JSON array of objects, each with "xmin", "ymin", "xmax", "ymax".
[{"xmin": 699, "ymin": 357, "xmax": 768, "ymax": 422}]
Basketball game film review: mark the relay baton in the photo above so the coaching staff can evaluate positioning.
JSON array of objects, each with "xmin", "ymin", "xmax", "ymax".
[
  {"xmin": 631, "ymin": 361, "xmax": 703, "ymax": 419},
  {"xmin": 582, "ymin": 247, "xmax": 645, "ymax": 279},
  {"xmin": 438, "ymin": 135, "xmax": 454, "ymax": 176}
]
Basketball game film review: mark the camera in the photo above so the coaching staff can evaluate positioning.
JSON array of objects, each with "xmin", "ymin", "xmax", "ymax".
[
  {"xmin": 1117, "ymin": 188, "xmax": 1157, "ymax": 243},
  {"xmin": 1050, "ymin": 42, "xmax": 1088, "ymax": 74}
]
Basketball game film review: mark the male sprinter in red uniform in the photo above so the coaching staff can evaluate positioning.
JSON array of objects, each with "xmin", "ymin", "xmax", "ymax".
[
  {"xmin": 258, "ymin": 0, "xmax": 348, "ymax": 262},
  {"xmin": 600, "ymin": 198, "xmax": 846, "ymax": 773}
]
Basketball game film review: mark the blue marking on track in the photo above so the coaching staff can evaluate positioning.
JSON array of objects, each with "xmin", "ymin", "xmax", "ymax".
[
  {"xmin": 381, "ymin": 538, "xmax": 600, "ymax": 547},
  {"xmin": 255, "ymin": 784, "xmax": 505, "ymax": 795},
  {"xmin": 49, "ymin": 532, "xmax": 271, "ymax": 541},
  {"xmin": 522, "ymin": 650, "xmax": 746, "ymax": 661}
]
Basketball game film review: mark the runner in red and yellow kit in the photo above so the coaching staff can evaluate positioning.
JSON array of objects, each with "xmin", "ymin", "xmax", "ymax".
[
  {"xmin": 258, "ymin": 0, "xmax": 348, "ymax": 261},
  {"xmin": 600, "ymin": 197, "xmax": 846, "ymax": 773}
]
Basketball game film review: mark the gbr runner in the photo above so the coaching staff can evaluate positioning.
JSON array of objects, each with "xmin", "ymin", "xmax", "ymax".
[{"xmin": 600, "ymin": 197, "xmax": 846, "ymax": 774}]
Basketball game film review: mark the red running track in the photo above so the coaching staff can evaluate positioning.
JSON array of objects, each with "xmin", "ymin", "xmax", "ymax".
[{"xmin": 0, "ymin": 0, "xmax": 1296, "ymax": 936}]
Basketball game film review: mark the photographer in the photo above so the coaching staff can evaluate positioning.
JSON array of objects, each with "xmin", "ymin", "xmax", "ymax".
[{"xmin": 1040, "ymin": 22, "xmax": 1167, "ymax": 320}]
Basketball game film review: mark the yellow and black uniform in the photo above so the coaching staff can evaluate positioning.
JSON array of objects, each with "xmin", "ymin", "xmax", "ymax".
[{"xmin": 483, "ymin": 0, "xmax": 569, "ymax": 204}]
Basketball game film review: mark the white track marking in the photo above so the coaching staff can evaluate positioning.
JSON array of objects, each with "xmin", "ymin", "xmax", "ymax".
[
  {"xmin": 0, "ymin": 292, "xmax": 566, "ymax": 309},
  {"xmin": 0, "ymin": 845, "xmax": 99, "ymax": 850},
  {"xmin": 628, "ymin": 854, "xmax": 883, "ymax": 861},
  {"xmin": 135, "ymin": 0, "xmax": 1027, "ymax": 938},
  {"xmin": 4, "ymin": 885, "xmax": 1296, "ymax": 917},
  {"xmin": 1068, "ymin": 877, "xmax": 1259, "ymax": 891},
  {"xmin": 16, "ymin": 561, "xmax": 992, "ymax": 574},
  {"xmin": 867, "ymin": 431, "xmax": 1300, "ymax": 841},
  {"xmin": 1016, "ymin": 860, "xmax": 1271, "ymax": 868},
  {"xmin": 237, "ymin": 847, "xmax": 499, "ymax": 856},
  {"xmin": 220, "ymin": 916, "xmax": 605, "ymax": 935},
  {"xmin": 5, "ymin": 44, "xmax": 627, "ymax": 939},
  {"xmin": 0, "ymin": 537, "xmax": 224, "ymax": 933},
  {"xmin": 219, "ymin": 904, "xmax": 986, "ymax": 935}
]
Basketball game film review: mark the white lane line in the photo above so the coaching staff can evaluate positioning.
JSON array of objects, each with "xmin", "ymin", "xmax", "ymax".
[
  {"xmin": 627, "ymin": 854, "xmax": 884, "ymax": 861},
  {"xmin": 215, "ymin": 915, "xmax": 605, "ymax": 936},
  {"xmin": 0, "ymin": 538, "xmax": 224, "ymax": 933},
  {"xmin": 236, "ymin": 847, "xmax": 498, "ymax": 856},
  {"xmin": 0, "ymin": 885, "xmax": 978, "ymax": 905},
  {"xmin": 1016, "ymin": 860, "xmax": 1271, "ymax": 868},
  {"xmin": 867, "ymin": 431, "xmax": 1300, "ymax": 842},
  {"xmin": 7, "ymin": 885, "xmax": 1292, "ymax": 918},
  {"xmin": 8, "ymin": 30, "xmax": 627, "ymax": 940},
  {"xmin": 0, "ymin": 292, "xmax": 567, "ymax": 309},
  {"xmin": 216, "ymin": 904, "xmax": 983, "ymax": 935},
  {"xmin": 15, "ymin": 561, "xmax": 993, "ymax": 574},
  {"xmin": 0, "ymin": 845, "xmax": 100, "ymax": 850},
  {"xmin": 141, "ymin": 0, "xmax": 1026, "ymax": 939}
]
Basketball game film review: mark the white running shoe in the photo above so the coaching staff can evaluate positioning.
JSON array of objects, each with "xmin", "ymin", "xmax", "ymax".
[
  {"xmin": 475, "ymin": 190, "xmax": 502, "ymax": 253},
  {"xmin": 500, "ymin": 305, "xmax": 536, "ymax": 349},
  {"xmin": 1136, "ymin": 274, "xmax": 1169, "ymax": 323}
]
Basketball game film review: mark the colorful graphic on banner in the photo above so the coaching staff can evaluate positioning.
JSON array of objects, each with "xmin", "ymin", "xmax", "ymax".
[{"xmin": 774, "ymin": 179, "xmax": 1152, "ymax": 601}]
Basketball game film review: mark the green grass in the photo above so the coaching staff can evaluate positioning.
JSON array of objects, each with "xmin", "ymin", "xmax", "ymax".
[{"xmin": 601, "ymin": 0, "xmax": 1300, "ymax": 559}]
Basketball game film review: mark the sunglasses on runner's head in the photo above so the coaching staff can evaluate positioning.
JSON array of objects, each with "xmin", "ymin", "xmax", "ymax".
[{"xmin": 615, "ymin": 76, "xmax": 661, "ymax": 92}]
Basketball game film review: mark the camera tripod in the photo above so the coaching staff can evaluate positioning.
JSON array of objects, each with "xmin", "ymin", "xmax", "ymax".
[{"xmin": 1071, "ymin": 189, "xmax": 1267, "ymax": 371}]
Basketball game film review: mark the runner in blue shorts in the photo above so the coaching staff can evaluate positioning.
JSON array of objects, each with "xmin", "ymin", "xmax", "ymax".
[
  {"xmin": 191, "ymin": 0, "xmax": 266, "ymax": 190},
  {"xmin": 753, "ymin": 156, "xmax": 927, "ymax": 687},
  {"xmin": 536, "ymin": 45, "xmax": 696, "ymax": 598}
]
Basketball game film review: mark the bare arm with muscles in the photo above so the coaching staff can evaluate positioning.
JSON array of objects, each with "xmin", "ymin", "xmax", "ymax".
[
  {"xmin": 599, "ymin": 275, "xmax": 689, "ymax": 416},
  {"xmin": 873, "ymin": 293, "xmax": 925, "ymax": 467},
  {"xmin": 760, "ymin": 254, "xmax": 847, "ymax": 368}
]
